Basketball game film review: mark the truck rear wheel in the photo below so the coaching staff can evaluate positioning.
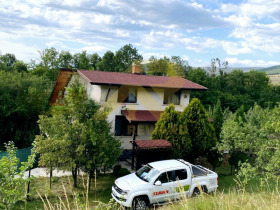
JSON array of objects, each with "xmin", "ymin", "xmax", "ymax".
[{"xmin": 132, "ymin": 196, "xmax": 148, "ymax": 210}]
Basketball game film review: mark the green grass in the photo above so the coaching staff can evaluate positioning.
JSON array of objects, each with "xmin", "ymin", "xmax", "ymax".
[
  {"xmin": 14, "ymin": 174, "xmax": 116, "ymax": 209},
  {"xmin": 13, "ymin": 164, "xmax": 280, "ymax": 209}
]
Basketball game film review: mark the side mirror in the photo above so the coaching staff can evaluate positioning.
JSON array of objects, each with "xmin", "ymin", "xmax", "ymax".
[{"xmin": 154, "ymin": 180, "xmax": 162, "ymax": 186}]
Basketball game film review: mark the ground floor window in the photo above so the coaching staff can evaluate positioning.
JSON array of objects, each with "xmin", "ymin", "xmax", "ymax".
[{"xmin": 115, "ymin": 116, "xmax": 137, "ymax": 136}]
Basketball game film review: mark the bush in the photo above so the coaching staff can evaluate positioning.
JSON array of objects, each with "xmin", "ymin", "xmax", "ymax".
[
  {"xmin": 113, "ymin": 164, "xmax": 122, "ymax": 177},
  {"xmin": 116, "ymin": 168, "xmax": 131, "ymax": 177}
]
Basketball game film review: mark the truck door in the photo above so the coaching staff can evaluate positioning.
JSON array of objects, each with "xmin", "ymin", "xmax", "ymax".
[
  {"xmin": 151, "ymin": 171, "xmax": 174, "ymax": 204},
  {"xmin": 173, "ymin": 168, "xmax": 191, "ymax": 200}
]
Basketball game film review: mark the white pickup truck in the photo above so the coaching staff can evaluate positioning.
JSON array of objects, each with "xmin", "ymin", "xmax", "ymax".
[{"xmin": 112, "ymin": 159, "xmax": 218, "ymax": 209}]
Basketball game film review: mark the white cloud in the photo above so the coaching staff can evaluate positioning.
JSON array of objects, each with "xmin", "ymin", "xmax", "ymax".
[
  {"xmin": 226, "ymin": 57, "xmax": 280, "ymax": 67},
  {"xmin": 80, "ymin": 45, "xmax": 107, "ymax": 52}
]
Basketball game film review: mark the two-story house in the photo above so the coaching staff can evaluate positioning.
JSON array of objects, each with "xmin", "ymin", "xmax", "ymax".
[{"xmin": 50, "ymin": 65, "xmax": 207, "ymax": 150}]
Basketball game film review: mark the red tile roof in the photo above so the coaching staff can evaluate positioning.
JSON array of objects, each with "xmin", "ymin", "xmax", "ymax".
[
  {"xmin": 134, "ymin": 140, "xmax": 172, "ymax": 149},
  {"xmin": 122, "ymin": 110, "xmax": 163, "ymax": 122},
  {"xmin": 78, "ymin": 70, "xmax": 207, "ymax": 90}
]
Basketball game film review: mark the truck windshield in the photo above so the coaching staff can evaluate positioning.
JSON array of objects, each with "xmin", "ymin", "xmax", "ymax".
[{"xmin": 135, "ymin": 165, "xmax": 159, "ymax": 182}]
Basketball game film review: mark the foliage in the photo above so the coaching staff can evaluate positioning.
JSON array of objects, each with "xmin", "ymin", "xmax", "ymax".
[
  {"xmin": 0, "ymin": 71, "xmax": 52, "ymax": 148},
  {"xmin": 112, "ymin": 164, "xmax": 122, "ymax": 177},
  {"xmin": 219, "ymin": 104, "xmax": 280, "ymax": 178},
  {"xmin": 96, "ymin": 51, "xmax": 115, "ymax": 72},
  {"xmin": 213, "ymin": 100, "xmax": 224, "ymax": 141},
  {"xmin": 206, "ymin": 149, "xmax": 223, "ymax": 171},
  {"xmin": 147, "ymin": 56, "xmax": 188, "ymax": 76},
  {"xmin": 115, "ymin": 168, "xmax": 131, "ymax": 177},
  {"xmin": 151, "ymin": 104, "xmax": 192, "ymax": 159},
  {"xmin": 186, "ymin": 66, "xmax": 280, "ymax": 112},
  {"xmin": 35, "ymin": 79, "xmax": 121, "ymax": 188},
  {"xmin": 181, "ymin": 98, "xmax": 217, "ymax": 160},
  {"xmin": 0, "ymin": 142, "xmax": 35, "ymax": 209},
  {"xmin": 228, "ymin": 150, "xmax": 249, "ymax": 172},
  {"xmin": 114, "ymin": 44, "xmax": 143, "ymax": 72}
]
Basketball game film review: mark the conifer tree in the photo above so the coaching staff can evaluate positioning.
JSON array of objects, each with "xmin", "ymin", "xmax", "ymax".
[
  {"xmin": 152, "ymin": 104, "xmax": 191, "ymax": 159},
  {"xmin": 181, "ymin": 98, "xmax": 217, "ymax": 160},
  {"xmin": 213, "ymin": 100, "xmax": 224, "ymax": 141}
]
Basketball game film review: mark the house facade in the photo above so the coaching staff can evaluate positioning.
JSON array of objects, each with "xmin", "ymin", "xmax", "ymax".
[{"xmin": 51, "ymin": 66, "xmax": 207, "ymax": 149}]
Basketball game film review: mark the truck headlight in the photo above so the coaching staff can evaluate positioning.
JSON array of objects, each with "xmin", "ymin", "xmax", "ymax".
[{"xmin": 122, "ymin": 190, "xmax": 130, "ymax": 195}]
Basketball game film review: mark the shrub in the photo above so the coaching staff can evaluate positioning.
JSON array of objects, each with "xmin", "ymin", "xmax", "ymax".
[
  {"xmin": 116, "ymin": 168, "xmax": 131, "ymax": 177},
  {"xmin": 113, "ymin": 164, "xmax": 122, "ymax": 177}
]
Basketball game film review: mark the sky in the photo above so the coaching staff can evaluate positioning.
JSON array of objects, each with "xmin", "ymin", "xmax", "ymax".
[{"xmin": 1, "ymin": 0, "xmax": 280, "ymax": 68}]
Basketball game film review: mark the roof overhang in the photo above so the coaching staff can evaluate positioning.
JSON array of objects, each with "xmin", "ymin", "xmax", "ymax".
[
  {"xmin": 132, "ymin": 140, "xmax": 172, "ymax": 150},
  {"xmin": 121, "ymin": 110, "xmax": 163, "ymax": 123}
]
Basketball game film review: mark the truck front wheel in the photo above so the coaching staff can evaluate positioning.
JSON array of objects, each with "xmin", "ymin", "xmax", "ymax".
[{"xmin": 132, "ymin": 196, "xmax": 148, "ymax": 210}]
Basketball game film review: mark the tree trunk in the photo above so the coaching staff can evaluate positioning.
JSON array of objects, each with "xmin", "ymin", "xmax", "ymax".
[
  {"xmin": 26, "ymin": 168, "xmax": 31, "ymax": 201},
  {"xmin": 88, "ymin": 168, "xmax": 94, "ymax": 193},
  {"xmin": 72, "ymin": 166, "xmax": 78, "ymax": 188},
  {"xmin": 50, "ymin": 166, "xmax": 53, "ymax": 189}
]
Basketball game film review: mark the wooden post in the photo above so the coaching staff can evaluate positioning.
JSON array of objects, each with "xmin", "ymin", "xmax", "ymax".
[{"xmin": 131, "ymin": 132, "xmax": 136, "ymax": 170}]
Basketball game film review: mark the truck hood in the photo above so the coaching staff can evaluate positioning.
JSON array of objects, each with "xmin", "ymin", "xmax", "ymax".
[{"xmin": 115, "ymin": 173, "xmax": 147, "ymax": 190}]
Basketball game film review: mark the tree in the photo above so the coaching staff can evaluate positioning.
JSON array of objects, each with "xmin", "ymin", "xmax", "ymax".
[
  {"xmin": 213, "ymin": 100, "xmax": 223, "ymax": 141},
  {"xmin": 35, "ymin": 79, "xmax": 121, "ymax": 188},
  {"xmin": 181, "ymin": 98, "xmax": 217, "ymax": 160},
  {"xmin": 152, "ymin": 104, "xmax": 191, "ymax": 159},
  {"xmin": 0, "ymin": 53, "xmax": 17, "ymax": 72},
  {"xmin": 147, "ymin": 56, "xmax": 169, "ymax": 76},
  {"xmin": 58, "ymin": 51, "xmax": 73, "ymax": 68},
  {"xmin": 96, "ymin": 51, "xmax": 115, "ymax": 72},
  {"xmin": 89, "ymin": 53, "xmax": 101, "ymax": 70},
  {"xmin": 114, "ymin": 44, "xmax": 143, "ymax": 72},
  {"xmin": 0, "ymin": 53, "xmax": 16, "ymax": 67},
  {"xmin": 38, "ymin": 48, "xmax": 60, "ymax": 81},
  {"xmin": 74, "ymin": 51, "xmax": 90, "ymax": 69},
  {"xmin": 14, "ymin": 61, "xmax": 27, "ymax": 72},
  {"xmin": 0, "ymin": 142, "xmax": 35, "ymax": 209},
  {"xmin": 0, "ymin": 71, "xmax": 52, "ymax": 148}
]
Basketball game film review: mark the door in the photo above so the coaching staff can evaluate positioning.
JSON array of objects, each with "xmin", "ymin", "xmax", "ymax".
[
  {"xmin": 173, "ymin": 168, "xmax": 191, "ymax": 200},
  {"xmin": 151, "ymin": 171, "xmax": 174, "ymax": 204}
]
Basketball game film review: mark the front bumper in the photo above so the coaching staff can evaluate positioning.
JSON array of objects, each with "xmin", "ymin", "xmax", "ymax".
[{"xmin": 111, "ymin": 186, "xmax": 131, "ymax": 207}]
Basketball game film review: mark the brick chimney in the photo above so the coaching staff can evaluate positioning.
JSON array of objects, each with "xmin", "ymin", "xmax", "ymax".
[{"xmin": 132, "ymin": 64, "xmax": 141, "ymax": 74}]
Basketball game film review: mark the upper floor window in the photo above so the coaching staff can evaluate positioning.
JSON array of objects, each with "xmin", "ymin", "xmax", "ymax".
[
  {"xmin": 164, "ymin": 89, "xmax": 181, "ymax": 105},
  {"xmin": 118, "ymin": 86, "xmax": 137, "ymax": 103}
]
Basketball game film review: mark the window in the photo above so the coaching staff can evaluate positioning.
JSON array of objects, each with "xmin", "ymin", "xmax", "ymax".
[
  {"xmin": 192, "ymin": 166, "xmax": 206, "ymax": 176},
  {"xmin": 115, "ymin": 116, "xmax": 137, "ymax": 136},
  {"xmin": 164, "ymin": 89, "xmax": 181, "ymax": 105},
  {"xmin": 156, "ymin": 171, "xmax": 174, "ymax": 184},
  {"xmin": 174, "ymin": 169, "xmax": 188, "ymax": 181},
  {"xmin": 118, "ymin": 86, "xmax": 137, "ymax": 103},
  {"xmin": 136, "ymin": 165, "xmax": 159, "ymax": 182}
]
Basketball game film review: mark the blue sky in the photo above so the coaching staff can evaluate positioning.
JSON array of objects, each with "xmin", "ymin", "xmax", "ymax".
[{"xmin": 1, "ymin": 0, "xmax": 280, "ymax": 67}]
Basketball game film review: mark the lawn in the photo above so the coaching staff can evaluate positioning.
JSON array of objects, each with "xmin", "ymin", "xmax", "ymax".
[
  {"xmin": 13, "ymin": 164, "xmax": 280, "ymax": 209},
  {"xmin": 14, "ymin": 174, "xmax": 117, "ymax": 209}
]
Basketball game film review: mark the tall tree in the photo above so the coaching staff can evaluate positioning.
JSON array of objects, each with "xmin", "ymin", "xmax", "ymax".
[
  {"xmin": 35, "ymin": 79, "xmax": 121, "ymax": 188},
  {"xmin": 114, "ymin": 44, "xmax": 143, "ymax": 72},
  {"xmin": 97, "ymin": 51, "xmax": 115, "ymax": 72},
  {"xmin": 58, "ymin": 51, "xmax": 73, "ymax": 68},
  {"xmin": 89, "ymin": 53, "xmax": 101, "ymax": 70},
  {"xmin": 38, "ymin": 48, "xmax": 60, "ymax": 81},
  {"xmin": 181, "ymin": 98, "xmax": 217, "ymax": 160},
  {"xmin": 152, "ymin": 104, "xmax": 191, "ymax": 159},
  {"xmin": 147, "ymin": 56, "xmax": 169, "ymax": 76},
  {"xmin": 213, "ymin": 100, "xmax": 224, "ymax": 141},
  {"xmin": 0, "ymin": 71, "xmax": 51, "ymax": 148}
]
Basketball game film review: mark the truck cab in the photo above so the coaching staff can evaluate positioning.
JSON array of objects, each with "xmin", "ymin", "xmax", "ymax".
[{"xmin": 112, "ymin": 159, "xmax": 218, "ymax": 209}]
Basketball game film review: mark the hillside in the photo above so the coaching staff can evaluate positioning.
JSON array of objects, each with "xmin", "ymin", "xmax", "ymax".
[{"xmin": 258, "ymin": 65, "xmax": 280, "ymax": 74}]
